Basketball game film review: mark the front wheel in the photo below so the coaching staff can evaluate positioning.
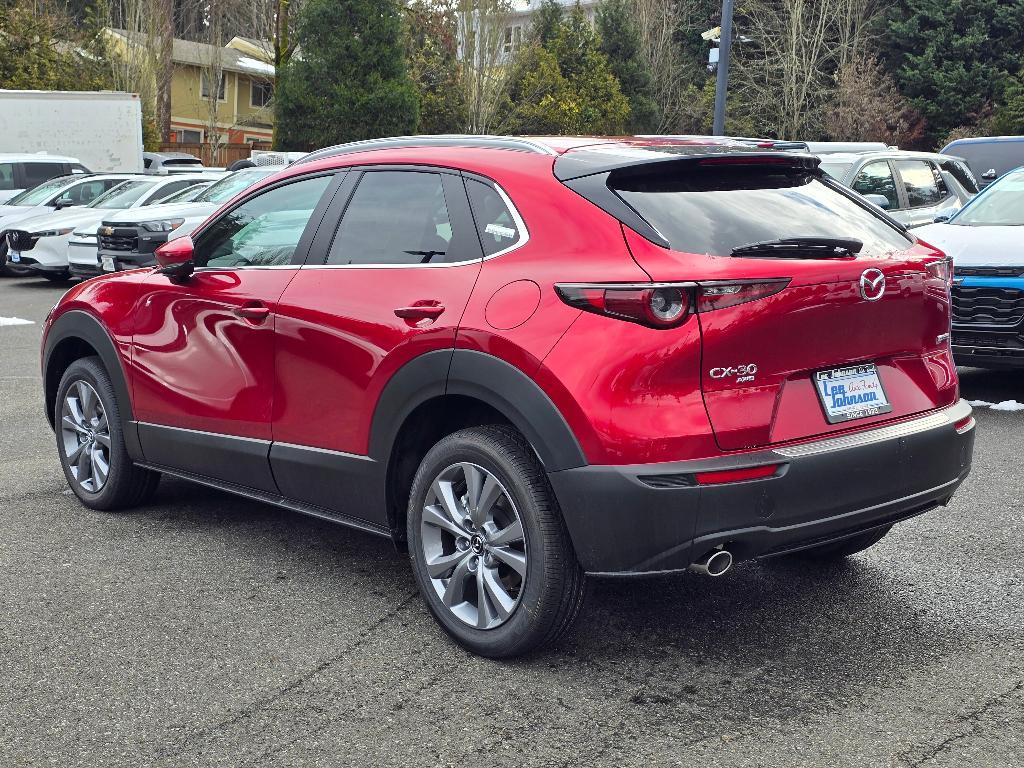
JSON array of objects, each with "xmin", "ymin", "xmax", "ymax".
[
  {"xmin": 407, "ymin": 425, "xmax": 585, "ymax": 658},
  {"xmin": 55, "ymin": 357, "xmax": 160, "ymax": 510}
]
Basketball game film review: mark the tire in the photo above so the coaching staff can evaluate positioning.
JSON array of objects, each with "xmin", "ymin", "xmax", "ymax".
[
  {"xmin": 407, "ymin": 425, "xmax": 586, "ymax": 658},
  {"xmin": 785, "ymin": 526, "xmax": 892, "ymax": 562},
  {"xmin": 54, "ymin": 356, "xmax": 160, "ymax": 511}
]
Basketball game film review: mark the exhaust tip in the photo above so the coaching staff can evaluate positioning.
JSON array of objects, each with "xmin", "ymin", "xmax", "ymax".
[{"xmin": 688, "ymin": 548, "xmax": 734, "ymax": 577}]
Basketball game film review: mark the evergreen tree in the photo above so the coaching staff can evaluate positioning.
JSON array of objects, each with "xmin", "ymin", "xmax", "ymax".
[
  {"xmin": 406, "ymin": 0, "xmax": 468, "ymax": 134},
  {"xmin": 498, "ymin": 3, "xmax": 630, "ymax": 135},
  {"xmin": 596, "ymin": 0, "xmax": 660, "ymax": 133},
  {"xmin": 275, "ymin": 0, "xmax": 419, "ymax": 150},
  {"xmin": 531, "ymin": 0, "xmax": 564, "ymax": 45},
  {"xmin": 887, "ymin": 0, "xmax": 1024, "ymax": 145}
]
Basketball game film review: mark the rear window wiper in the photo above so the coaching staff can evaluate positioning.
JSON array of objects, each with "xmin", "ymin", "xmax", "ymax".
[{"xmin": 731, "ymin": 237, "xmax": 863, "ymax": 258}]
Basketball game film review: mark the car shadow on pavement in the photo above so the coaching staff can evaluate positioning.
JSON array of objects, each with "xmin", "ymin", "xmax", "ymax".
[
  {"xmin": 134, "ymin": 475, "xmax": 956, "ymax": 736},
  {"xmin": 958, "ymin": 366, "xmax": 1024, "ymax": 403}
]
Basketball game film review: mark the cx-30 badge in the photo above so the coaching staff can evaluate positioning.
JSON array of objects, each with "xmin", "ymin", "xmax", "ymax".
[{"xmin": 859, "ymin": 268, "xmax": 886, "ymax": 302}]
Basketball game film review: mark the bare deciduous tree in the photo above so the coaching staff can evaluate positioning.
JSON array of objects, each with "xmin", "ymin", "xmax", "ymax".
[{"xmin": 456, "ymin": 0, "xmax": 515, "ymax": 134}]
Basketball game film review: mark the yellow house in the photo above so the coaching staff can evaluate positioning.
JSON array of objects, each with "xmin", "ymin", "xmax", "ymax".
[{"xmin": 106, "ymin": 29, "xmax": 275, "ymax": 146}]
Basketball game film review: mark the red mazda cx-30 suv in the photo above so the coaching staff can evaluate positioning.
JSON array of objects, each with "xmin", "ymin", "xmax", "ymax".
[{"xmin": 41, "ymin": 136, "xmax": 975, "ymax": 657}]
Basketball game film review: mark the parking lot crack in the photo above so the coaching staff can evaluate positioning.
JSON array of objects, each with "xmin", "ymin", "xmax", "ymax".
[
  {"xmin": 896, "ymin": 678, "xmax": 1024, "ymax": 766},
  {"xmin": 154, "ymin": 589, "xmax": 420, "ymax": 761}
]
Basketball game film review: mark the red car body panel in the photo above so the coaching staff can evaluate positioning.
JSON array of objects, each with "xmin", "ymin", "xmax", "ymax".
[{"xmin": 131, "ymin": 269, "xmax": 295, "ymax": 439}]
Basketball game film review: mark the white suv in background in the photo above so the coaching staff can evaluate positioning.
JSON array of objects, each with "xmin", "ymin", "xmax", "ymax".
[
  {"xmin": 5, "ymin": 173, "xmax": 221, "ymax": 281},
  {"xmin": 0, "ymin": 154, "xmax": 89, "ymax": 205},
  {"xmin": 0, "ymin": 173, "xmax": 136, "ymax": 276}
]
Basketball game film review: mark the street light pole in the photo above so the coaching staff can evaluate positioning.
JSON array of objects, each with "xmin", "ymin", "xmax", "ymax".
[{"xmin": 712, "ymin": 0, "xmax": 735, "ymax": 136}]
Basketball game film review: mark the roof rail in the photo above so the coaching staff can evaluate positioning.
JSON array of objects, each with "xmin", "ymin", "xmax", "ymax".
[{"xmin": 292, "ymin": 135, "xmax": 557, "ymax": 166}]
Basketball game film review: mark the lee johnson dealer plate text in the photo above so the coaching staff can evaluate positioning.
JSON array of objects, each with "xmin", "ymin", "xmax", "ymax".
[{"xmin": 814, "ymin": 364, "xmax": 892, "ymax": 424}]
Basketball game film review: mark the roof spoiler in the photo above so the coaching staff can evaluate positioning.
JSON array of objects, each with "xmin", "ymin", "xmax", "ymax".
[{"xmin": 553, "ymin": 146, "xmax": 820, "ymax": 182}]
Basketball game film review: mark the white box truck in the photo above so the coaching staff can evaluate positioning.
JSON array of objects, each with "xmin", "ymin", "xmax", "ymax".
[{"xmin": 0, "ymin": 90, "xmax": 144, "ymax": 173}]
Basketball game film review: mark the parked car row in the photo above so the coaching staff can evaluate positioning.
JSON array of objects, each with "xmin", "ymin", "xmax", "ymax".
[{"xmin": 0, "ymin": 167, "xmax": 292, "ymax": 281}]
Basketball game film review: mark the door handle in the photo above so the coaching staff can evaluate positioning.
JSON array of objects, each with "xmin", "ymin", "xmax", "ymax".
[
  {"xmin": 233, "ymin": 303, "xmax": 271, "ymax": 322},
  {"xmin": 394, "ymin": 302, "xmax": 445, "ymax": 321}
]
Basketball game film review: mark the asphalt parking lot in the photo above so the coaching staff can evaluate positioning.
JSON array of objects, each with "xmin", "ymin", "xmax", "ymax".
[{"xmin": 1, "ymin": 277, "xmax": 1022, "ymax": 768}]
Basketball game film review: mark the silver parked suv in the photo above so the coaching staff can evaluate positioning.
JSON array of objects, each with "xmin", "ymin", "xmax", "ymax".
[{"xmin": 817, "ymin": 151, "xmax": 978, "ymax": 228}]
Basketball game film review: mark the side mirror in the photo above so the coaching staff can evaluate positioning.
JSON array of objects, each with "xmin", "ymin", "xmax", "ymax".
[
  {"xmin": 933, "ymin": 212, "xmax": 955, "ymax": 224},
  {"xmin": 155, "ymin": 236, "xmax": 195, "ymax": 281},
  {"xmin": 863, "ymin": 193, "xmax": 891, "ymax": 210},
  {"xmin": 982, "ymin": 168, "xmax": 997, "ymax": 181},
  {"xmin": 53, "ymin": 197, "xmax": 75, "ymax": 209}
]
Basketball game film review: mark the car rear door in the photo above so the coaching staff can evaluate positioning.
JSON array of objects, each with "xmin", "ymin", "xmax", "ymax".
[
  {"xmin": 892, "ymin": 159, "xmax": 959, "ymax": 227},
  {"xmin": 131, "ymin": 171, "xmax": 341, "ymax": 492},
  {"xmin": 270, "ymin": 166, "xmax": 484, "ymax": 524}
]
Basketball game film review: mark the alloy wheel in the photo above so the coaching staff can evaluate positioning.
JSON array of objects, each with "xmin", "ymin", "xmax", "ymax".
[
  {"xmin": 60, "ymin": 380, "xmax": 111, "ymax": 493},
  {"xmin": 420, "ymin": 462, "xmax": 527, "ymax": 630}
]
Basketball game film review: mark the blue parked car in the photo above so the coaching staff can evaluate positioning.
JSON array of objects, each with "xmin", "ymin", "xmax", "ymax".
[{"xmin": 916, "ymin": 167, "xmax": 1024, "ymax": 368}]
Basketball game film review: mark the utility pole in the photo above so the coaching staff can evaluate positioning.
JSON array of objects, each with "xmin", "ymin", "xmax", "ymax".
[{"xmin": 712, "ymin": 0, "xmax": 735, "ymax": 136}]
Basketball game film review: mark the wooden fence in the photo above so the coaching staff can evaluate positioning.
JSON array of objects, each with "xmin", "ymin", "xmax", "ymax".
[{"xmin": 157, "ymin": 142, "xmax": 272, "ymax": 167}]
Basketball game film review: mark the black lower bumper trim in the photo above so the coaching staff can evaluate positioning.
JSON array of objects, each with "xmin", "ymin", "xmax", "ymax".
[{"xmin": 549, "ymin": 401, "xmax": 975, "ymax": 575}]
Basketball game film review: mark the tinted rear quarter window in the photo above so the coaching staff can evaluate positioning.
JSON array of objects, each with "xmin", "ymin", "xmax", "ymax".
[
  {"xmin": 612, "ymin": 167, "xmax": 912, "ymax": 256},
  {"xmin": 465, "ymin": 178, "xmax": 524, "ymax": 256}
]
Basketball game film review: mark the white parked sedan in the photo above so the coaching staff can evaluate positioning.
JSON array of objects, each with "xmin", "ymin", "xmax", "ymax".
[{"xmin": 4, "ymin": 173, "xmax": 219, "ymax": 281}]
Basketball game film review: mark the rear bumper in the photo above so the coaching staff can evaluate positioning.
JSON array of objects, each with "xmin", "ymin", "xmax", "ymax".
[{"xmin": 549, "ymin": 400, "xmax": 975, "ymax": 575}]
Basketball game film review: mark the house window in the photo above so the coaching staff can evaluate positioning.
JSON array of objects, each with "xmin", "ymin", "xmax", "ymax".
[
  {"xmin": 502, "ymin": 25, "xmax": 523, "ymax": 56},
  {"xmin": 173, "ymin": 128, "xmax": 203, "ymax": 144},
  {"xmin": 250, "ymin": 80, "xmax": 273, "ymax": 108},
  {"xmin": 201, "ymin": 71, "xmax": 226, "ymax": 101}
]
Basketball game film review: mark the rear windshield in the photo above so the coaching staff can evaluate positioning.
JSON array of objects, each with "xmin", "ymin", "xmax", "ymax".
[{"xmin": 612, "ymin": 168, "xmax": 912, "ymax": 256}]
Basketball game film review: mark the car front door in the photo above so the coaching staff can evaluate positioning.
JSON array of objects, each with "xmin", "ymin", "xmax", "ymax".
[
  {"xmin": 130, "ymin": 171, "xmax": 340, "ymax": 492},
  {"xmin": 270, "ymin": 167, "xmax": 485, "ymax": 524},
  {"xmin": 850, "ymin": 161, "xmax": 902, "ymax": 218}
]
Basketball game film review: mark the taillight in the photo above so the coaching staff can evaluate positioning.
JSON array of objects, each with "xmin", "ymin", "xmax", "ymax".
[
  {"xmin": 694, "ymin": 464, "xmax": 781, "ymax": 485},
  {"xmin": 696, "ymin": 279, "xmax": 789, "ymax": 312},
  {"xmin": 555, "ymin": 283, "xmax": 692, "ymax": 329},
  {"xmin": 555, "ymin": 279, "xmax": 789, "ymax": 328},
  {"xmin": 925, "ymin": 257, "xmax": 954, "ymax": 285}
]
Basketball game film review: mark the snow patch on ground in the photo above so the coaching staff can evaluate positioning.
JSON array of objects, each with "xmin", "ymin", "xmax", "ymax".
[
  {"xmin": 0, "ymin": 316, "xmax": 34, "ymax": 326},
  {"xmin": 990, "ymin": 400, "xmax": 1024, "ymax": 412},
  {"xmin": 967, "ymin": 399, "xmax": 1024, "ymax": 412}
]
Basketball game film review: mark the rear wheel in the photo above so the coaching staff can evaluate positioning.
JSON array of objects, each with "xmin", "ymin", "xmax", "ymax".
[
  {"xmin": 407, "ymin": 425, "xmax": 585, "ymax": 658},
  {"xmin": 784, "ymin": 526, "xmax": 892, "ymax": 562},
  {"xmin": 55, "ymin": 357, "xmax": 160, "ymax": 511}
]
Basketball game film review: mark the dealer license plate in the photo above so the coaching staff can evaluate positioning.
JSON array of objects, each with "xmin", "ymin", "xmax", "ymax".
[
  {"xmin": 101, "ymin": 256, "xmax": 116, "ymax": 272},
  {"xmin": 813, "ymin": 364, "xmax": 892, "ymax": 424},
  {"xmin": 8, "ymin": 250, "xmax": 20, "ymax": 263}
]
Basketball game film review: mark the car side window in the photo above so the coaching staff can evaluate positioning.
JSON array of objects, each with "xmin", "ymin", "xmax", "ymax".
[
  {"xmin": 893, "ymin": 160, "xmax": 945, "ymax": 207},
  {"xmin": 59, "ymin": 179, "xmax": 123, "ymax": 206},
  {"xmin": 23, "ymin": 162, "xmax": 62, "ymax": 188},
  {"xmin": 0, "ymin": 163, "xmax": 15, "ymax": 190},
  {"xmin": 147, "ymin": 180, "xmax": 192, "ymax": 203},
  {"xmin": 465, "ymin": 178, "xmax": 524, "ymax": 257},
  {"xmin": 326, "ymin": 171, "xmax": 455, "ymax": 265},
  {"xmin": 851, "ymin": 162, "xmax": 900, "ymax": 210},
  {"xmin": 192, "ymin": 174, "xmax": 332, "ymax": 269}
]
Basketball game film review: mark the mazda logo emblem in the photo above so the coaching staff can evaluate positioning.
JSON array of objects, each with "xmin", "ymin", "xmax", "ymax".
[{"xmin": 859, "ymin": 268, "xmax": 886, "ymax": 301}]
